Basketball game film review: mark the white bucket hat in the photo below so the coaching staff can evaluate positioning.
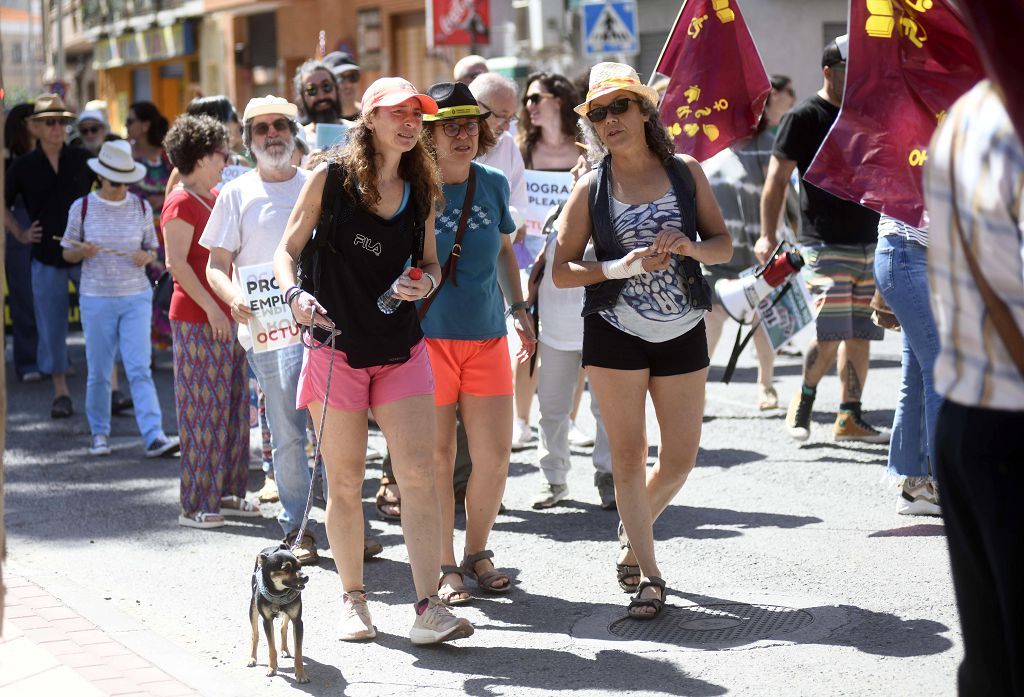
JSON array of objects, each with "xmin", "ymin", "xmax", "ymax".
[
  {"xmin": 574, "ymin": 62, "xmax": 661, "ymax": 117},
  {"xmin": 88, "ymin": 140, "xmax": 146, "ymax": 184}
]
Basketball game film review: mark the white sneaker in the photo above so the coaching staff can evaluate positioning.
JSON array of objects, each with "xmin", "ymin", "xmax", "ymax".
[
  {"xmin": 338, "ymin": 591, "xmax": 376, "ymax": 640},
  {"xmin": 89, "ymin": 434, "xmax": 111, "ymax": 456},
  {"xmin": 532, "ymin": 483, "xmax": 569, "ymax": 509},
  {"xmin": 568, "ymin": 421, "xmax": 595, "ymax": 448},
  {"xmin": 897, "ymin": 477, "xmax": 941, "ymax": 516},
  {"xmin": 410, "ymin": 596, "xmax": 474, "ymax": 645},
  {"xmin": 511, "ymin": 419, "xmax": 533, "ymax": 451}
]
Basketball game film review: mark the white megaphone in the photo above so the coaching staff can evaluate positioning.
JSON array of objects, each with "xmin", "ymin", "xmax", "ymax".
[{"xmin": 716, "ymin": 247, "xmax": 805, "ymax": 323}]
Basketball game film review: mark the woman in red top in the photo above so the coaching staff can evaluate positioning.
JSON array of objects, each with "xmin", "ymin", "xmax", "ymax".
[{"xmin": 162, "ymin": 114, "xmax": 254, "ymax": 529}]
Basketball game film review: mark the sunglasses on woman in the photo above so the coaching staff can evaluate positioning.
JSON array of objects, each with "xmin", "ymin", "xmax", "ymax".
[
  {"xmin": 41, "ymin": 118, "xmax": 70, "ymax": 127},
  {"xmin": 438, "ymin": 121, "xmax": 480, "ymax": 138},
  {"xmin": 523, "ymin": 92, "xmax": 555, "ymax": 107},
  {"xmin": 252, "ymin": 118, "xmax": 291, "ymax": 136},
  {"xmin": 585, "ymin": 97, "xmax": 640, "ymax": 123},
  {"xmin": 304, "ymin": 81, "xmax": 335, "ymax": 97}
]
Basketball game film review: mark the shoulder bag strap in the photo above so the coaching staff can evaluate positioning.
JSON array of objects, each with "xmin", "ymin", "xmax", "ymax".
[
  {"xmin": 80, "ymin": 194, "xmax": 89, "ymax": 238},
  {"xmin": 418, "ymin": 166, "xmax": 477, "ymax": 320},
  {"xmin": 948, "ymin": 111, "xmax": 1024, "ymax": 380}
]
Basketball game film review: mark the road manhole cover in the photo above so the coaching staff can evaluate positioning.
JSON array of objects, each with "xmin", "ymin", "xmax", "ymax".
[{"xmin": 607, "ymin": 603, "xmax": 813, "ymax": 645}]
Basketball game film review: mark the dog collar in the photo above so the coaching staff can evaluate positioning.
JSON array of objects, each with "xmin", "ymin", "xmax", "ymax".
[{"xmin": 256, "ymin": 571, "xmax": 300, "ymax": 608}]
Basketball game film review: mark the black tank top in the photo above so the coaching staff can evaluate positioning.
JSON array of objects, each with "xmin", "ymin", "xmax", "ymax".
[{"xmin": 306, "ymin": 166, "xmax": 423, "ymax": 368}]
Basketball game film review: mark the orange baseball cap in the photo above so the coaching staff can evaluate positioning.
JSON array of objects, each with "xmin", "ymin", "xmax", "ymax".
[{"xmin": 360, "ymin": 78, "xmax": 438, "ymax": 118}]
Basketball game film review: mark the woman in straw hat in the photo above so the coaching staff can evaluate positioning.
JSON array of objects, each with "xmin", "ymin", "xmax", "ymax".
[
  {"xmin": 552, "ymin": 62, "xmax": 732, "ymax": 619},
  {"xmin": 60, "ymin": 140, "xmax": 180, "ymax": 459}
]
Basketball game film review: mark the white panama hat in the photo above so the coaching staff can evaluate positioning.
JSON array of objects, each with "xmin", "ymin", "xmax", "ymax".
[
  {"xmin": 88, "ymin": 140, "xmax": 146, "ymax": 184},
  {"xmin": 574, "ymin": 62, "xmax": 660, "ymax": 117}
]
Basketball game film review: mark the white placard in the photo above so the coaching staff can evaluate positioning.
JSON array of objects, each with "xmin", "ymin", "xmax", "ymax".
[
  {"xmin": 741, "ymin": 264, "xmax": 815, "ymax": 352},
  {"xmin": 524, "ymin": 169, "xmax": 575, "ymax": 236},
  {"xmin": 219, "ymin": 164, "xmax": 252, "ymax": 189},
  {"xmin": 237, "ymin": 262, "xmax": 301, "ymax": 353}
]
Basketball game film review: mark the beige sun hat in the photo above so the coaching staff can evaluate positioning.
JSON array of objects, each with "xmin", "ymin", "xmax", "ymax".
[
  {"xmin": 573, "ymin": 62, "xmax": 660, "ymax": 117},
  {"xmin": 242, "ymin": 95, "xmax": 299, "ymax": 123},
  {"xmin": 88, "ymin": 140, "xmax": 146, "ymax": 183},
  {"xmin": 29, "ymin": 93, "xmax": 77, "ymax": 120}
]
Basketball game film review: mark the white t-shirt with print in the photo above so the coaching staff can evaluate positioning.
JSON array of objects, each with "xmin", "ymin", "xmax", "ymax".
[{"xmin": 199, "ymin": 166, "xmax": 310, "ymax": 350}]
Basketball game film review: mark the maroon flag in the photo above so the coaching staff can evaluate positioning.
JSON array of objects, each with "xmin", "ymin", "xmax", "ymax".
[
  {"xmin": 804, "ymin": 0, "xmax": 984, "ymax": 228},
  {"xmin": 956, "ymin": 1, "xmax": 1024, "ymax": 142},
  {"xmin": 655, "ymin": 0, "xmax": 770, "ymax": 162}
]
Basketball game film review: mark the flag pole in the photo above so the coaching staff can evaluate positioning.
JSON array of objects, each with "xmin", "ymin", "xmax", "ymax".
[{"xmin": 647, "ymin": 0, "xmax": 689, "ymax": 85}]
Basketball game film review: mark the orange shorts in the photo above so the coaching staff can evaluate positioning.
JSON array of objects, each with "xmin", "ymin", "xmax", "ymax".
[{"xmin": 425, "ymin": 337, "xmax": 513, "ymax": 406}]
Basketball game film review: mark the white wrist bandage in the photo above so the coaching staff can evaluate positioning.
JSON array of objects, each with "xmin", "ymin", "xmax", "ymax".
[{"xmin": 602, "ymin": 256, "xmax": 648, "ymax": 280}]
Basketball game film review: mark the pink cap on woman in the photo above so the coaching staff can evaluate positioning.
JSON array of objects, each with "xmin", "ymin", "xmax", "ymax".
[{"xmin": 360, "ymin": 78, "xmax": 438, "ymax": 118}]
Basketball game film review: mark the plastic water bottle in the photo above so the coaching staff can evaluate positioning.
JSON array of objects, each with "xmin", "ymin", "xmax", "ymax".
[{"xmin": 377, "ymin": 267, "xmax": 423, "ymax": 314}]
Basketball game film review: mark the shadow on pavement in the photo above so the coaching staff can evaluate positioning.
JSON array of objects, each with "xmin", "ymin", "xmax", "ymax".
[
  {"xmin": 373, "ymin": 632, "xmax": 727, "ymax": 697},
  {"xmin": 696, "ymin": 447, "xmax": 767, "ymax": 468},
  {"xmin": 665, "ymin": 591, "xmax": 953, "ymax": 658},
  {"xmin": 869, "ymin": 524, "xmax": 945, "ymax": 538},
  {"xmin": 492, "ymin": 503, "xmax": 822, "ymax": 543}
]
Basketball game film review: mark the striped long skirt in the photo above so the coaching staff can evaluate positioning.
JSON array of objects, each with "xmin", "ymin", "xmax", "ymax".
[{"xmin": 171, "ymin": 319, "xmax": 248, "ymax": 516}]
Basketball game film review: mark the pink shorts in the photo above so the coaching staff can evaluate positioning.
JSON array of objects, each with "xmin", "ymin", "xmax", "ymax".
[{"xmin": 296, "ymin": 339, "xmax": 435, "ymax": 412}]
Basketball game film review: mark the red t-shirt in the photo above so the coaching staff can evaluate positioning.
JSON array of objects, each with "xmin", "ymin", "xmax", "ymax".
[{"xmin": 160, "ymin": 188, "xmax": 231, "ymax": 323}]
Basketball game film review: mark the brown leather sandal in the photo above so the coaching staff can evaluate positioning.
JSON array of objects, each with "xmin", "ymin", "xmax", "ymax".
[{"xmin": 461, "ymin": 550, "xmax": 511, "ymax": 594}]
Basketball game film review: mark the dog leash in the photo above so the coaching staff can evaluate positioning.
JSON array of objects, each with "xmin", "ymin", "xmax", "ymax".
[{"xmin": 289, "ymin": 318, "xmax": 340, "ymax": 552}]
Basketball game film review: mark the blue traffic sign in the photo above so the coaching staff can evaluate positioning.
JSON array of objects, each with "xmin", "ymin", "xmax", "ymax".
[{"xmin": 582, "ymin": 1, "xmax": 639, "ymax": 57}]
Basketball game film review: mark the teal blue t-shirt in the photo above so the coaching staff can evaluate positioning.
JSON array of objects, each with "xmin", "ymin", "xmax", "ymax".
[{"xmin": 419, "ymin": 162, "xmax": 516, "ymax": 340}]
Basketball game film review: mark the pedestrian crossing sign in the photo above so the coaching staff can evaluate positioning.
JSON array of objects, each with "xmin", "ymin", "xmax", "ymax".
[{"xmin": 582, "ymin": 1, "xmax": 639, "ymax": 57}]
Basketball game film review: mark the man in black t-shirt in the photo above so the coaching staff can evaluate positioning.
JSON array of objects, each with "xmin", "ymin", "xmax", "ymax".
[
  {"xmin": 4, "ymin": 95, "xmax": 95, "ymax": 418},
  {"xmin": 756, "ymin": 37, "xmax": 888, "ymax": 445}
]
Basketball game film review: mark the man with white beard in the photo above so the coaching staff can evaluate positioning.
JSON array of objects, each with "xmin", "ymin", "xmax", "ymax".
[{"xmin": 200, "ymin": 96, "xmax": 331, "ymax": 564}]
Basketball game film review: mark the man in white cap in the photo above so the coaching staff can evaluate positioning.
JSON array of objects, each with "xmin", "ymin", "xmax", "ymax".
[
  {"xmin": 323, "ymin": 51, "xmax": 362, "ymax": 121},
  {"xmin": 73, "ymin": 109, "xmax": 114, "ymax": 155},
  {"xmin": 200, "ymin": 96, "xmax": 324, "ymax": 563},
  {"xmin": 4, "ymin": 94, "xmax": 95, "ymax": 418},
  {"xmin": 757, "ymin": 35, "xmax": 887, "ymax": 445}
]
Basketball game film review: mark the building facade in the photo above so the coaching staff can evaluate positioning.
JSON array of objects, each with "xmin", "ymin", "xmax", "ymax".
[{"xmin": 1, "ymin": 0, "xmax": 46, "ymax": 105}]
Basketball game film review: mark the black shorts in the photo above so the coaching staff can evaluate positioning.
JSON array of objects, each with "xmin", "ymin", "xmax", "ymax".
[{"xmin": 582, "ymin": 313, "xmax": 709, "ymax": 376}]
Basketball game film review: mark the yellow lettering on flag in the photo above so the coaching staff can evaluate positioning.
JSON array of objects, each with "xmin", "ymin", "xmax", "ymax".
[
  {"xmin": 695, "ymin": 107, "xmax": 712, "ymax": 118},
  {"xmin": 900, "ymin": 0, "xmax": 933, "ymax": 13},
  {"xmin": 866, "ymin": 0, "xmax": 896, "ymax": 38},
  {"xmin": 909, "ymin": 149, "xmax": 928, "ymax": 166},
  {"xmin": 712, "ymin": 0, "xmax": 736, "ymax": 23},
  {"xmin": 684, "ymin": 123, "xmax": 700, "ymax": 137},
  {"xmin": 669, "ymin": 123, "xmax": 683, "ymax": 137},
  {"xmin": 713, "ymin": 99, "xmax": 729, "ymax": 111},
  {"xmin": 676, "ymin": 105, "xmax": 692, "ymax": 119},
  {"xmin": 688, "ymin": 15, "xmax": 709, "ymax": 38},
  {"xmin": 702, "ymin": 124, "xmax": 721, "ymax": 141},
  {"xmin": 899, "ymin": 16, "xmax": 927, "ymax": 47},
  {"xmin": 684, "ymin": 85, "xmax": 702, "ymax": 103}
]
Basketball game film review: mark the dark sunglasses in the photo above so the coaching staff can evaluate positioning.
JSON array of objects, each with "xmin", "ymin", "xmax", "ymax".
[
  {"xmin": 41, "ymin": 117, "xmax": 70, "ymax": 127},
  {"xmin": 438, "ymin": 120, "xmax": 480, "ymax": 138},
  {"xmin": 304, "ymin": 81, "xmax": 335, "ymax": 97},
  {"xmin": 338, "ymin": 72, "xmax": 360, "ymax": 84},
  {"xmin": 585, "ymin": 97, "xmax": 639, "ymax": 123},
  {"xmin": 523, "ymin": 92, "xmax": 555, "ymax": 107},
  {"xmin": 252, "ymin": 118, "xmax": 291, "ymax": 136},
  {"xmin": 79, "ymin": 125, "xmax": 103, "ymax": 135}
]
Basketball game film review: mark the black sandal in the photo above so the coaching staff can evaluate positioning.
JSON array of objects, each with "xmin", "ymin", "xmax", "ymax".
[
  {"xmin": 50, "ymin": 395, "xmax": 73, "ymax": 419},
  {"xmin": 615, "ymin": 521, "xmax": 639, "ymax": 593},
  {"xmin": 628, "ymin": 576, "xmax": 667, "ymax": 620}
]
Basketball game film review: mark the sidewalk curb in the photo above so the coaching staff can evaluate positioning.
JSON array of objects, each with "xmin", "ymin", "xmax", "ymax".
[{"xmin": 8, "ymin": 563, "xmax": 244, "ymax": 697}]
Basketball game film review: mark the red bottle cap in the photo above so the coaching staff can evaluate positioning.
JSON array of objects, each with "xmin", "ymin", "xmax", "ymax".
[{"xmin": 407, "ymin": 268, "xmax": 423, "ymax": 280}]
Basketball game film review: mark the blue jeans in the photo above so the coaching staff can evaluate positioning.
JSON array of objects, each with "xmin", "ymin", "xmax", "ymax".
[
  {"xmin": 247, "ymin": 343, "xmax": 313, "ymax": 537},
  {"xmin": 6, "ymin": 231, "xmax": 38, "ymax": 377},
  {"xmin": 79, "ymin": 291, "xmax": 166, "ymax": 444},
  {"xmin": 30, "ymin": 259, "xmax": 81, "ymax": 376},
  {"xmin": 873, "ymin": 235, "xmax": 941, "ymax": 477}
]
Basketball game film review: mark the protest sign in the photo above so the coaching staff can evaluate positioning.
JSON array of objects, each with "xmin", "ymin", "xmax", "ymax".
[
  {"xmin": 741, "ymin": 263, "xmax": 815, "ymax": 352},
  {"xmin": 315, "ymin": 122, "xmax": 350, "ymax": 150},
  {"xmin": 237, "ymin": 262, "xmax": 301, "ymax": 353}
]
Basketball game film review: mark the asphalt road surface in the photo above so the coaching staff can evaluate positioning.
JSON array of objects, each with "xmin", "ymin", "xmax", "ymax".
[{"xmin": 4, "ymin": 327, "xmax": 960, "ymax": 696}]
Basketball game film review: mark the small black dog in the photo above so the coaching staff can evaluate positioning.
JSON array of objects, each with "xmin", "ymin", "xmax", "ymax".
[{"xmin": 248, "ymin": 543, "xmax": 309, "ymax": 683}]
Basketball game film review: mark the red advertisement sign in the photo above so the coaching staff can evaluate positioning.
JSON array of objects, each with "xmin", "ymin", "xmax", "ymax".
[
  {"xmin": 804, "ymin": 0, "xmax": 984, "ymax": 228},
  {"xmin": 655, "ymin": 0, "xmax": 770, "ymax": 162},
  {"xmin": 428, "ymin": 0, "xmax": 490, "ymax": 47}
]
